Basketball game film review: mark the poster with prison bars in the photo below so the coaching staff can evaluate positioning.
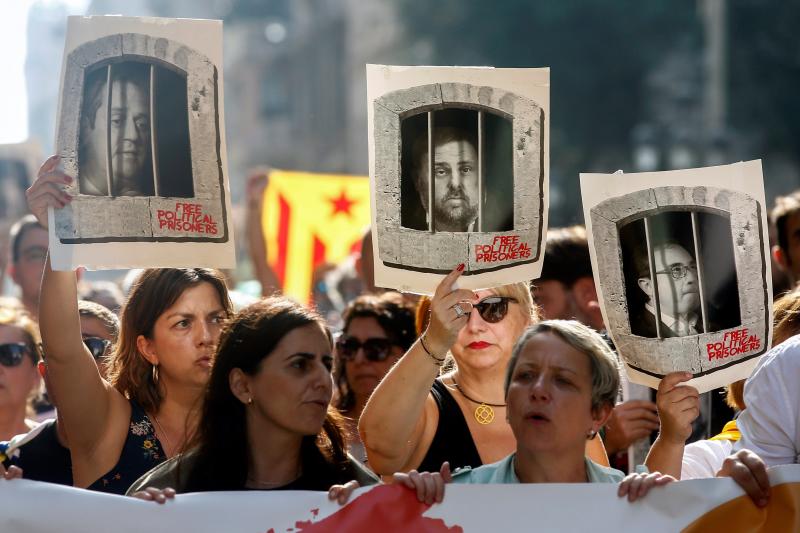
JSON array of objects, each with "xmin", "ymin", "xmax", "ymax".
[
  {"xmin": 581, "ymin": 160, "xmax": 772, "ymax": 393},
  {"xmin": 367, "ymin": 65, "xmax": 549, "ymax": 294},
  {"xmin": 48, "ymin": 16, "xmax": 234, "ymax": 270}
]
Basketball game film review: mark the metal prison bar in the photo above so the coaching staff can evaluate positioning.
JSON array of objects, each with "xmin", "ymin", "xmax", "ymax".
[
  {"xmin": 103, "ymin": 62, "xmax": 160, "ymax": 197},
  {"xmin": 425, "ymin": 109, "xmax": 486, "ymax": 233},
  {"xmin": 642, "ymin": 213, "xmax": 709, "ymax": 339}
]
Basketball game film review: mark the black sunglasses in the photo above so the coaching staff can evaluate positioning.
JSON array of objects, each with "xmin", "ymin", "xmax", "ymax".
[
  {"xmin": 0, "ymin": 343, "xmax": 34, "ymax": 367},
  {"xmin": 84, "ymin": 337, "xmax": 111, "ymax": 360},
  {"xmin": 473, "ymin": 296, "xmax": 517, "ymax": 323},
  {"xmin": 335, "ymin": 336, "xmax": 396, "ymax": 362}
]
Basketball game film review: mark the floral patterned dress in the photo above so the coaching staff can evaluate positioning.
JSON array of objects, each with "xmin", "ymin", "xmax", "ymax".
[{"xmin": 86, "ymin": 400, "xmax": 167, "ymax": 495}]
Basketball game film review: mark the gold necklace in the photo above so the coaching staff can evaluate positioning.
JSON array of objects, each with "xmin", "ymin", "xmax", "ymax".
[
  {"xmin": 451, "ymin": 377, "xmax": 505, "ymax": 425},
  {"xmin": 151, "ymin": 413, "xmax": 175, "ymax": 456}
]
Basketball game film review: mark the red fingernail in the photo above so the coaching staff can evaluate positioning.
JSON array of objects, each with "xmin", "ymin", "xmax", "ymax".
[{"xmin": 457, "ymin": 263, "xmax": 465, "ymax": 272}]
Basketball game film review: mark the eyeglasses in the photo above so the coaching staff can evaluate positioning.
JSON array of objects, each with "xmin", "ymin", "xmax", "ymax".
[
  {"xmin": 473, "ymin": 296, "xmax": 517, "ymax": 323},
  {"xmin": 335, "ymin": 336, "xmax": 396, "ymax": 362},
  {"xmin": 0, "ymin": 343, "xmax": 34, "ymax": 367},
  {"xmin": 655, "ymin": 264, "xmax": 697, "ymax": 281},
  {"xmin": 84, "ymin": 337, "xmax": 111, "ymax": 360}
]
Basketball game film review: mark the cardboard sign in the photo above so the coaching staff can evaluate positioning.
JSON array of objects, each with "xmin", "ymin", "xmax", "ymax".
[
  {"xmin": 49, "ymin": 16, "xmax": 234, "ymax": 270},
  {"xmin": 368, "ymin": 65, "xmax": 549, "ymax": 294},
  {"xmin": 581, "ymin": 161, "xmax": 772, "ymax": 392}
]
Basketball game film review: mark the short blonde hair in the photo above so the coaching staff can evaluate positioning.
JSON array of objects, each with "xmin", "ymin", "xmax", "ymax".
[{"xmin": 505, "ymin": 319, "xmax": 619, "ymax": 411}]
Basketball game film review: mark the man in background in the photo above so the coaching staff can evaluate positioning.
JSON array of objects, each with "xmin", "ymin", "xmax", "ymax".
[{"xmin": 7, "ymin": 215, "xmax": 47, "ymax": 318}]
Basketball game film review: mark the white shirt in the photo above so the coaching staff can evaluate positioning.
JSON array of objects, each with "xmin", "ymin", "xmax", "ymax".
[
  {"xmin": 681, "ymin": 438, "xmax": 734, "ymax": 479},
  {"xmin": 733, "ymin": 335, "xmax": 800, "ymax": 466},
  {"xmin": 644, "ymin": 303, "xmax": 698, "ymax": 336}
]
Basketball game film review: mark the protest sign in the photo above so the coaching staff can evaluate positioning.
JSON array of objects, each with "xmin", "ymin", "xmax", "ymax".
[
  {"xmin": 367, "ymin": 64, "xmax": 549, "ymax": 294},
  {"xmin": 1, "ymin": 465, "xmax": 798, "ymax": 532},
  {"xmin": 581, "ymin": 160, "xmax": 772, "ymax": 392},
  {"xmin": 262, "ymin": 170, "xmax": 370, "ymax": 303},
  {"xmin": 49, "ymin": 16, "xmax": 234, "ymax": 270}
]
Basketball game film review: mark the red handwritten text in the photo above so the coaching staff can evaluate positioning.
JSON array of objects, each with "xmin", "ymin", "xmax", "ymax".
[
  {"xmin": 706, "ymin": 327, "xmax": 760, "ymax": 361},
  {"xmin": 474, "ymin": 235, "xmax": 531, "ymax": 263},
  {"xmin": 157, "ymin": 202, "xmax": 218, "ymax": 235}
]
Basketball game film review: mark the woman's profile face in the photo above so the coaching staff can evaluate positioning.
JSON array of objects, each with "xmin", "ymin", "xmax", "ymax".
[
  {"xmin": 247, "ymin": 323, "xmax": 334, "ymax": 437},
  {"xmin": 342, "ymin": 316, "xmax": 403, "ymax": 405},
  {"xmin": 0, "ymin": 324, "xmax": 39, "ymax": 409},
  {"xmin": 139, "ymin": 282, "xmax": 228, "ymax": 390},
  {"xmin": 450, "ymin": 289, "xmax": 530, "ymax": 371},
  {"xmin": 505, "ymin": 331, "xmax": 600, "ymax": 455}
]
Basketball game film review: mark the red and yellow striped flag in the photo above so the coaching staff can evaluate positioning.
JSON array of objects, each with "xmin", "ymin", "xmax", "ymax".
[{"xmin": 263, "ymin": 170, "xmax": 371, "ymax": 303}]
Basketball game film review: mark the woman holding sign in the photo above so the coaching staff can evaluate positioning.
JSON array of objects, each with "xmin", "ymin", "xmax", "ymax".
[
  {"xmin": 26, "ymin": 156, "xmax": 233, "ymax": 494},
  {"xmin": 359, "ymin": 267, "xmax": 609, "ymax": 476}
]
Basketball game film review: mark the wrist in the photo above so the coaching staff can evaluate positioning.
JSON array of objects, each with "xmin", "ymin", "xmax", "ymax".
[{"xmin": 419, "ymin": 335, "xmax": 445, "ymax": 367}]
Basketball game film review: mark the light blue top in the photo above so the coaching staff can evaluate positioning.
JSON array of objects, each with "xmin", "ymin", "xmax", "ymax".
[{"xmin": 451, "ymin": 453, "xmax": 627, "ymax": 484}]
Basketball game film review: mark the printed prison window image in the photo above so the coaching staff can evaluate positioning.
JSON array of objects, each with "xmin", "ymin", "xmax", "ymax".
[
  {"xmin": 620, "ymin": 211, "xmax": 741, "ymax": 339},
  {"xmin": 78, "ymin": 60, "xmax": 194, "ymax": 198},
  {"xmin": 400, "ymin": 108, "xmax": 513, "ymax": 233}
]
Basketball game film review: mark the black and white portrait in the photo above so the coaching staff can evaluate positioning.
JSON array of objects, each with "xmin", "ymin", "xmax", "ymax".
[
  {"xmin": 620, "ymin": 211, "xmax": 740, "ymax": 339},
  {"xmin": 78, "ymin": 61, "xmax": 193, "ymax": 198},
  {"xmin": 369, "ymin": 65, "xmax": 549, "ymax": 294},
  {"xmin": 582, "ymin": 164, "xmax": 772, "ymax": 393},
  {"xmin": 400, "ymin": 108, "xmax": 513, "ymax": 233},
  {"xmin": 50, "ymin": 16, "xmax": 234, "ymax": 271}
]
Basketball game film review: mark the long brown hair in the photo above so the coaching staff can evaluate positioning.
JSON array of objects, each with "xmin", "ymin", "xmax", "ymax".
[
  {"xmin": 106, "ymin": 268, "xmax": 232, "ymax": 413},
  {"xmin": 183, "ymin": 297, "xmax": 349, "ymax": 492}
]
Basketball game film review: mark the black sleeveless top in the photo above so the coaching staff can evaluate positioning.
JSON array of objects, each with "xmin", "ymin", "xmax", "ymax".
[
  {"xmin": 417, "ymin": 379, "xmax": 482, "ymax": 473},
  {"xmin": 86, "ymin": 401, "xmax": 167, "ymax": 494},
  {"xmin": 1, "ymin": 419, "xmax": 73, "ymax": 486}
]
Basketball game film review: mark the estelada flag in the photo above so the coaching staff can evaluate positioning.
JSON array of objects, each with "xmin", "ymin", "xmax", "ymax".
[{"xmin": 263, "ymin": 170, "xmax": 370, "ymax": 303}]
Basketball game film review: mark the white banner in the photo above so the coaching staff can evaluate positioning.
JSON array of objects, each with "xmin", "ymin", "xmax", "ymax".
[{"xmin": 2, "ymin": 465, "xmax": 798, "ymax": 532}]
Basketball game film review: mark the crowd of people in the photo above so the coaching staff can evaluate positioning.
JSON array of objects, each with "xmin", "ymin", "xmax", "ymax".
[{"xmin": 3, "ymin": 156, "xmax": 799, "ymax": 519}]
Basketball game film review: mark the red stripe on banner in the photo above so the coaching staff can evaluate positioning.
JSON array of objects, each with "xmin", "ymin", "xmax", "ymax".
[
  {"xmin": 350, "ymin": 238, "xmax": 362, "ymax": 256},
  {"xmin": 310, "ymin": 235, "xmax": 327, "ymax": 303},
  {"xmin": 312, "ymin": 234, "xmax": 326, "ymax": 271},
  {"xmin": 276, "ymin": 193, "xmax": 291, "ymax": 286}
]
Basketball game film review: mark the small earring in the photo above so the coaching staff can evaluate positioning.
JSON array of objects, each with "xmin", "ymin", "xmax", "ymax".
[
  {"xmin": 246, "ymin": 397, "xmax": 253, "ymax": 405},
  {"xmin": 586, "ymin": 429, "xmax": 597, "ymax": 440},
  {"xmin": 151, "ymin": 364, "xmax": 160, "ymax": 385}
]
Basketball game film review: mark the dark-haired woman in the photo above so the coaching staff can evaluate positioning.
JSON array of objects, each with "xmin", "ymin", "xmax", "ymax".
[
  {"xmin": 128, "ymin": 297, "xmax": 377, "ymax": 494},
  {"xmin": 26, "ymin": 156, "xmax": 233, "ymax": 493},
  {"xmin": 333, "ymin": 292, "xmax": 416, "ymax": 463}
]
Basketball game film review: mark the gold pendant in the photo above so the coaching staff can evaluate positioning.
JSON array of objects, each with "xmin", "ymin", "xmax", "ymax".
[{"xmin": 474, "ymin": 403, "xmax": 495, "ymax": 425}]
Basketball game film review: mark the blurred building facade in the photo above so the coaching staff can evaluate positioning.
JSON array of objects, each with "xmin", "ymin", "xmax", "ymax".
[{"xmin": 25, "ymin": 0, "xmax": 415, "ymax": 204}]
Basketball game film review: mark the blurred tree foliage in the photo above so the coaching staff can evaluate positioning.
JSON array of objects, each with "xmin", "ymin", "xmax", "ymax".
[
  {"xmin": 396, "ymin": 0, "xmax": 702, "ymax": 224},
  {"xmin": 728, "ymin": 0, "xmax": 800, "ymax": 155}
]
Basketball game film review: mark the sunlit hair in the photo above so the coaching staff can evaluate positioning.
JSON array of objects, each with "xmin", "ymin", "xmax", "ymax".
[
  {"xmin": 78, "ymin": 299, "xmax": 120, "ymax": 341},
  {"xmin": 725, "ymin": 288, "xmax": 800, "ymax": 411},
  {"xmin": 333, "ymin": 292, "xmax": 416, "ymax": 411},
  {"xmin": 504, "ymin": 320, "xmax": 620, "ymax": 412},
  {"xmin": 105, "ymin": 268, "xmax": 232, "ymax": 414},
  {"xmin": 182, "ymin": 297, "xmax": 348, "ymax": 492}
]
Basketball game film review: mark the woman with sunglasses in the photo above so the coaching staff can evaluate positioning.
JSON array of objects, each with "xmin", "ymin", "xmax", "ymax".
[
  {"xmin": 128, "ymin": 297, "xmax": 377, "ymax": 494},
  {"xmin": 333, "ymin": 293, "xmax": 416, "ymax": 463},
  {"xmin": 0, "ymin": 305, "xmax": 41, "ymax": 442},
  {"xmin": 26, "ymin": 156, "xmax": 233, "ymax": 494},
  {"xmin": 1, "ymin": 300, "xmax": 119, "ymax": 486},
  {"xmin": 360, "ymin": 266, "xmax": 616, "ymax": 476}
]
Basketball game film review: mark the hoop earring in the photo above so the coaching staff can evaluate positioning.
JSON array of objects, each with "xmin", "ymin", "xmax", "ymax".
[{"xmin": 152, "ymin": 364, "xmax": 160, "ymax": 385}]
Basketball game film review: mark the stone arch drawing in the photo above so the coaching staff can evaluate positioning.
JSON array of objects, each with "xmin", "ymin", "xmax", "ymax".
[
  {"xmin": 54, "ymin": 33, "xmax": 228, "ymax": 244},
  {"xmin": 373, "ymin": 82, "xmax": 544, "ymax": 274},
  {"xmin": 590, "ymin": 185, "xmax": 769, "ymax": 378}
]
